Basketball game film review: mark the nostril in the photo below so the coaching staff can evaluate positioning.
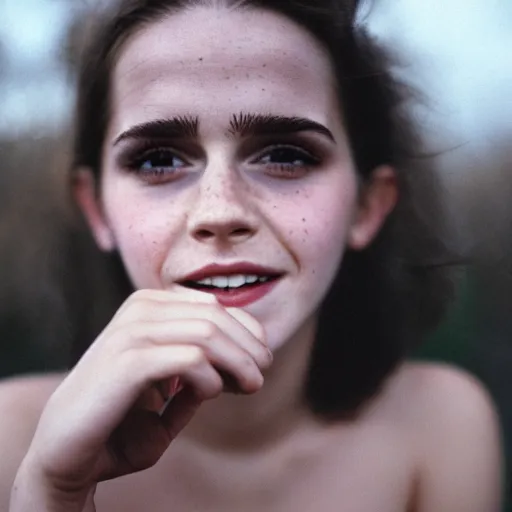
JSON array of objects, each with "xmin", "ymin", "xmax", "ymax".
[
  {"xmin": 196, "ymin": 229, "xmax": 215, "ymax": 239},
  {"xmin": 192, "ymin": 224, "xmax": 255, "ymax": 242}
]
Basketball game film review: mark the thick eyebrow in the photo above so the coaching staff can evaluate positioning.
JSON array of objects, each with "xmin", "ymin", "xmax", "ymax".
[
  {"xmin": 113, "ymin": 115, "xmax": 199, "ymax": 146},
  {"xmin": 228, "ymin": 112, "xmax": 335, "ymax": 142}
]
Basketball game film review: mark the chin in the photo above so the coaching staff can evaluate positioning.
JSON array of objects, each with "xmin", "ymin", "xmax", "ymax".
[{"xmin": 263, "ymin": 313, "xmax": 318, "ymax": 355}]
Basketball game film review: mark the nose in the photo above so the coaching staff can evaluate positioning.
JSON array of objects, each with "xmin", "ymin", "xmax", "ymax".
[{"xmin": 187, "ymin": 166, "xmax": 258, "ymax": 245}]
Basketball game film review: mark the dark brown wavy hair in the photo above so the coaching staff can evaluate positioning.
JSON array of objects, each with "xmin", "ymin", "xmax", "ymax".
[{"xmin": 68, "ymin": 0, "xmax": 455, "ymax": 418}]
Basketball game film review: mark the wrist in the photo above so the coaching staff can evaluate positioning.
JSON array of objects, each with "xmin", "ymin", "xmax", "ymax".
[{"xmin": 10, "ymin": 458, "xmax": 96, "ymax": 512}]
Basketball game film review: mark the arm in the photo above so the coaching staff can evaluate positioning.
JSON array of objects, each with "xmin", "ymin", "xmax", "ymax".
[
  {"xmin": 6, "ymin": 289, "xmax": 270, "ymax": 511},
  {"xmin": 415, "ymin": 365, "xmax": 503, "ymax": 512},
  {"xmin": 9, "ymin": 465, "xmax": 97, "ymax": 512},
  {"xmin": 0, "ymin": 376, "xmax": 61, "ymax": 512}
]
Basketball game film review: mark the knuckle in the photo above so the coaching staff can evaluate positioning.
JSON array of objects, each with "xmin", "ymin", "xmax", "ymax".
[
  {"xmin": 117, "ymin": 298, "xmax": 144, "ymax": 321},
  {"xmin": 205, "ymin": 374, "xmax": 224, "ymax": 399},
  {"xmin": 236, "ymin": 371, "xmax": 263, "ymax": 395},
  {"xmin": 186, "ymin": 345, "xmax": 207, "ymax": 367},
  {"xmin": 237, "ymin": 352, "xmax": 259, "ymax": 373},
  {"xmin": 131, "ymin": 289, "xmax": 153, "ymax": 301},
  {"xmin": 195, "ymin": 292, "xmax": 218, "ymax": 305},
  {"xmin": 196, "ymin": 319, "xmax": 220, "ymax": 341},
  {"xmin": 257, "ymin": 347, "xmax": 273, "ymax": 369},
  {"xmin": 232, "ymin": 354, "xmax": 264, "ymax": 392},
  {"xmin": 126, "ymin": 293, "xmax": 151, "ymax": 313},
  {"xmin": 125, "ymin": 290, "xmax": 164, "ymax": 313},
  {"xmin": 202, "ymin": 302, "xmax": 225, "ymax": 321},
  {"xmin": 103, "ymin": 323, "xmax": 154, "ymax": 355},
  {"xmin": 114, "ymin": 323, "xmax": 144, "ymax": 346},
  {"xmin": 247, "ymin": 372, "xmax": 265, "ymax": 393}
]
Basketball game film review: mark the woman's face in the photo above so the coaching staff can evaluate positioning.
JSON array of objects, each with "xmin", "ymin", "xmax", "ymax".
[{"xmin": 78, "ymin": 6, "xmax": 395, "ymax": 352}]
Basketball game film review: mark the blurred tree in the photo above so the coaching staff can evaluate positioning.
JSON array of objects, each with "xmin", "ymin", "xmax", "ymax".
[{"xmin": 0, "ymin": 0, "xmax": 124, "ymax": 379}]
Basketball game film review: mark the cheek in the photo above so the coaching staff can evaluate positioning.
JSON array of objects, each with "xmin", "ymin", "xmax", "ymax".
[
  {"xmin": 103, "ymin": 189, "xmax": 181, "ymax": 288},
  {"xmin": 281, "ymin": 177, "xmax": 357, "ymax": 271}
]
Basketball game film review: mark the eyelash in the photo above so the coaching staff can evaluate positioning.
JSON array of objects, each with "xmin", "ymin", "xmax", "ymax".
[
  {"xmin": 120, "ymin": 142, "xmax": 320, "ymax": 184},
  {"xmin": 121, "ymin": 144, "xmax": 189, "ymax": 184},
  {"xmin": 250, "ymin": 144, "xmax": 320, "ymax": 178}
]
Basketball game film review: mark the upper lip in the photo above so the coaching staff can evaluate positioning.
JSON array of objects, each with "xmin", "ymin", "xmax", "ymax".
[{"xmin": 178, "ymin": 262, "xmax": 285, "ymax": 283}]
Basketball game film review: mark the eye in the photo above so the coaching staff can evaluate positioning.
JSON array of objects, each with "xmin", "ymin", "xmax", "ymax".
[
  {"xmin": 253, "ymin": 145, "xmax": 319, "ymax": 179},
  {"xmin": 129, "ymin": 148, "xmax": 187, "ymax": 184}
]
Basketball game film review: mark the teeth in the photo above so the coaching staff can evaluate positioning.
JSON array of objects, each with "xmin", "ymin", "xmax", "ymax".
[
  {"xmin": 193, "ymin": 274, "xmax": 270, "ymax": 289},
  {"xmin": 196, "ymin": 277, "xmax": 213, "ymax": 286},
  {"xmin": 226, "ymin": 275, "xmax": 246, "ymax": 288},
  {"xmin": 211, "ymin": 276, "xmax": 229, "ymax": 288}
]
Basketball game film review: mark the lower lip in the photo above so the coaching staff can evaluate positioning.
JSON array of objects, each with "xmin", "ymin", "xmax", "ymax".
[{"xmin": 200, "ymin": 279, "xmax": 280, "ymax": 308}]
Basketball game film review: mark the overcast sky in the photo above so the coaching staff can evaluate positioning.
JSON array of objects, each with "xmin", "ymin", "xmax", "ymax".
[{"xmin": 0, "ymin": 0, "xmax": 510, "ymax": 146}]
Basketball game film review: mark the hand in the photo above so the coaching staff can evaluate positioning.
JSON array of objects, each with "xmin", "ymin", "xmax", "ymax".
[{"xmin": 11, "ymin": 288, "xmax": 271, "ymax": 510}]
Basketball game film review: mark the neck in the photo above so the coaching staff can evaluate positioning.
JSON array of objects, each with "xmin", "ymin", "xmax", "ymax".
[{"xmin": 181, "ymin": 317, "xmax": 319, "ymax": 453}]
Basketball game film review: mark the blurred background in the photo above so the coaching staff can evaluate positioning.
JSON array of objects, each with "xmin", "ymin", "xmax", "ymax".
[{"xmin": 0, "ymin": 0, "xmax": 511, "ymax": 508}]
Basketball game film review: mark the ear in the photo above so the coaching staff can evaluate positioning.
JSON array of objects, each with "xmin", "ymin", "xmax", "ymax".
[
  {"xmin": 348, "ymin": 165, "xmax": 398, "ymax": 250},
  {"xmin": 72, "ymin": 167, "xmax": 116, "ymax": 252}
]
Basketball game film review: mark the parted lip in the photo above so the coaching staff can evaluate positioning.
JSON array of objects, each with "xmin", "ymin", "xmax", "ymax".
[{"xmin": 178, "ymin": 262, "xmax": 284, "ymax": 283}]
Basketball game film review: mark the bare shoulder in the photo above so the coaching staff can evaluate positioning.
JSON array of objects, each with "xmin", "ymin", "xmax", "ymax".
[
  {"xmin": 389, "ymin": 361, "xmax": 498, "ymax": 423},
  {"xmin": 382, "ymin": 361, "xmax": 501, "ymax": 448},
  {"xmin": 386, "ymin": 362, "xmax": 502, "ymax": 511},
  {"xmin": 0, "ymin": 372, "xmax": 65, "ymax": 426},
  {"xmin": 0, "ymin": 373, "xmax": 65, "ymax": 507}
]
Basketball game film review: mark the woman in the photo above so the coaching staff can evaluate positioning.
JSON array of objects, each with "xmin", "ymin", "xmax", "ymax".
[{"xmin": 2, "ymin": 0, "xmax": 502, "ymax": 510}]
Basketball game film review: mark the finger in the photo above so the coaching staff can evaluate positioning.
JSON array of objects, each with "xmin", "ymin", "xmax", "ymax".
[
  {"xmin": 106, "ymin": 408, "xmax": 174, "ymax": 478},
  {"xmin": 34, "ymin": 345, "xmax": 225, "ymax": 469},
  {"xmin": 159, "ymin": 386, "xmax": 203, "ymax": 440},
  {"xmin": 225, "ymin": 308, "xmax": 267, "ymax": 345},
  {"xmin": 134, "ymin": 384, "xmax": 168, "ymax": 413},
  {"xmin": 135, "ymin": 345, "xmax": 226, "ymax": 401},
  {"xmin": 117, "ymin": 320, "xmax": 266, "ymax": 393},
  {"xmin": 98, "ymin": 345, "xmax": 224, "ymax": 426},
  {"xmin": 164, "ymin": 287, "xmax": 220, "ymax": 303},
  {"xmin": 114, "ymin": 288, "xmax": 218, "ymax": 320},
  {"xmin": 114, "ymin": 302, "xmax": 271, "ymax": 369},
  {"xmin": 159, "ymin": 375, "xmax": 183, "ymax": 400}
]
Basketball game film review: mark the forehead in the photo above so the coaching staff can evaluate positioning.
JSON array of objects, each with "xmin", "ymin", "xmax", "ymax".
[{"xmin": 109, "ymin": 6, "xmax": 340, "ymax": 135}]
